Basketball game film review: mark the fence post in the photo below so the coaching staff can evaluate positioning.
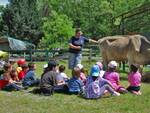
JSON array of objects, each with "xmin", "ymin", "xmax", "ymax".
[
  {"xmin": 120, "ymin": 16, "xmax": 125, "ymax": 35},
  {"xmin": 29, "ymin": 49, "xmax": 32, "ymax": 62},
  {"xmin": 122, "ymin": 61, "xmax": 126, "ymax": 72},
  {"xmin": 89, "ymin": 48, "xmax": 92, "ymax": 63},
  {"xmin": 45, "ymin": 50, "xmax": 49, "ymax": 61}
]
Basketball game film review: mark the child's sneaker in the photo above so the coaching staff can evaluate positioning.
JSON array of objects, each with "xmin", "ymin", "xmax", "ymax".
[{"xmin": 112, "ymin": 91, "xmax": 120, "ymax": 96}]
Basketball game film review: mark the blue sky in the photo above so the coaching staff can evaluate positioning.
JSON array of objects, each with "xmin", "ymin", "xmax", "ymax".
[{"xmin": 0, "ymin": 0, "xmax": 9, "ymax": 6}]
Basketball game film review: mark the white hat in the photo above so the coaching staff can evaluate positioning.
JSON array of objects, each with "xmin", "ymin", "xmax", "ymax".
[
  {"xmin": 43, "ymin": 64, "xmax": 48, "ymax": 69},
  {"xmin": 76, "ymin": 64, "xmax": 83, "ymax": 70},
  {"xmin": 108, "ymin": 61, "xmax": 117, "ymax": 68}
]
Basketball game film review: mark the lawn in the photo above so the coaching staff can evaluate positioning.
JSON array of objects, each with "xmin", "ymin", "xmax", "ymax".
[{"xmin": 0, "ymin": 60, "xmax": 150, "ymax": 113}]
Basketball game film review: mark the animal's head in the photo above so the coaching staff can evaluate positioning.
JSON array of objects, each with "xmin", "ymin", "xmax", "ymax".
[{"xmin": 130, "ymin": 35, "xmax": 150, "ymax": 52}]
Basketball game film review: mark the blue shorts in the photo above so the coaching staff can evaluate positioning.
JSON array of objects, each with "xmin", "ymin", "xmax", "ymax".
[{"xmin": 68, "ymin": 53, "xmax": 82, "ymax": 69}]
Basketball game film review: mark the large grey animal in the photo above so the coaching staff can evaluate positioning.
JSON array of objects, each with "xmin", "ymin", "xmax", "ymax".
[{"xmin": 98, "ymin": 35, "xmax": 150, "ymax": 66}]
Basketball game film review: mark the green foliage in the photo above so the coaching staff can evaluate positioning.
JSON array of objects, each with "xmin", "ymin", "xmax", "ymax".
[
  {"xmin": 39, "ymin": 11, "xmax": 74, "ymax": 49},
  {"xmin": 0, "ymin": 0, "xmax": 149, "ymax": 48},
  {"xmin": 1, "ymin": 0, "xmax": 43, "ymax": 45}
]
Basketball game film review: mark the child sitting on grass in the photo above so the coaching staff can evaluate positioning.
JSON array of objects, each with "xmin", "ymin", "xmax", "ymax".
[
  {"xmin": 18, "ymin": 64, "xmax": 29, "ymax": 81},
  {"xmin": 104, "ymin": 61, "xmax": 128, "ymax": 94},
  {"xmin": 56, "ymin": 65, "xmax": 69, "ymax": 83},
  {"xmin": 2, "ymin": 63, "xmax": 23, "ymax": 91},
  {"xmin": 76, "ymin": 64, "xmax": 87, "ymax": 84},
  {"xmin": 22, "ymin": 62, "xmax": 40, "ymax": 87},
  {"xmin": 68, "ymin": 67, "xmax": 84, "ymax": 94},
  {"xmin": 84, "ymin": 65, "xmax": 120, "ymax": 99},
  {"xmin": 40, "ymin": 60, "xmax": 58, "ymax": 96},
  {"xmin": 16, "ymin": 58, "xmax": 26, "ymax": 74},
  {"xmin": 127, "ymin": 64, "xmax": 142, "ymax": 95}
]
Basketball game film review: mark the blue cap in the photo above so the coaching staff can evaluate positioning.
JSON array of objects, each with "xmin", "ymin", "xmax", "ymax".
[{"xmin": 90, "ymin": 65, "xmax": 100, "ymax": 77}]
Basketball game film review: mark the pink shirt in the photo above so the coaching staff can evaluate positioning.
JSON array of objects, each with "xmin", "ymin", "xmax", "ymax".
[
  {"xmin": 128, "ymin": 72, "xmax": 141, "ymax": 87},
  {"xmin": 80, "ymin": 72, "xmax": 86, "ymax": 85},
  {"xmin": 104, "ymin": 71, "xmax": 120, "ymax": 90}
]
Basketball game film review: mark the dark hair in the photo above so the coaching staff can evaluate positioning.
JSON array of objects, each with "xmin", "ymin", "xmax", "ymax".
[
  {"xmin": 41, "ymin": 60, "xmax": 58, "ymax": 79},
  {"xmin": 21, "ymin": 63, "xmax": 28, "ymax": 69},
  {"xmin": 28, "ymin": 62, "xmax": 35, "ymax": 69},
  {"xmin": 92, "ymin": 76, "xmax": 98, "ymax": 81},
  {"xmin": 3, "ymin": 63, "xmax": 12, "ymax": 71},
  {"xmin": 72, "ymin": 67, "xmax": 80, "ymax": 77},
  {"xmin": 11, "ymin": 68, "xmax": 17, "ymax": 73},
  {"xmin": 48, "ymin": 60, "xmax": 58, "ymax": 70},
  {"xmin": 59, "ymin": 65, "xmax": 65, "ymax": 72},
  {"xmin": 75, "ymin": 28, "xmax": 81, "ymax": 33},
  {"xmin": 130, "ymin": 64, "xmax": 138, "ymax": 73}
]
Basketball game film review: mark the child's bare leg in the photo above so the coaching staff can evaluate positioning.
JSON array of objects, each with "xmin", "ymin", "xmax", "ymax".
[{"xmin": 118, "ymin": 87, "xmax": 128, "ymax": 94}]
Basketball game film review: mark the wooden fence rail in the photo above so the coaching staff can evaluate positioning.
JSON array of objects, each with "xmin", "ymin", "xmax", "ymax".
[{"xmin": 7, "ymin": 45, "xmax": 100, "ymax": 62}]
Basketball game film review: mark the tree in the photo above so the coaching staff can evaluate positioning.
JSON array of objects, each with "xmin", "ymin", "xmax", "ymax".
[
  {"xmin": 1, "ymin": 0, "xmax": 43, "ymax": 45},
  {"xmin": 39, "ymin": 11, "xmax": 74, "ymax": 49}
]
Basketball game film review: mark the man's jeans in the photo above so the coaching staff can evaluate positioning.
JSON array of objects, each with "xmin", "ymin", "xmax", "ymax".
[{"xmin": 68, "ymin": 53, "xmax": 82, "ymax": 69}]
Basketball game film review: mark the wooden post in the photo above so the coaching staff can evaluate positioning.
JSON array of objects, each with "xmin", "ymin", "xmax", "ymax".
[
  {"xmin": 122, "ymin": 61, "xmax": 126, "ymax": 72},
  {"xmin": 89, "ymin": 48, "xmax": 92, "ymax": 64},
  {"xmin": 29, "ymin": 49, "xmax": 32, "ymax": 62},
  {"xmin": 45, "ymin": 50, "xmax": 49, "ymax": 61},
  {"xmin": 120, "ymin": 15, "xmax": 125, "ymax": 35}
]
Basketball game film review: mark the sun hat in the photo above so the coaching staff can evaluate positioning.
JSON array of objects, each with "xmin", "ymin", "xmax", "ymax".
[
  {"xmin": 96, "ymin": 61, "xmax": 103, "ymax": 70},
  {"xmin": 108, "ymin": 61, "xmax": 117, "ymax": 68},
  {"xmin": 76, "ymin": 64, "xmax": 83, "ymax": 70},
  {"xmin": 90, "ymin": 65, "xmax": 100, "ymax": 77}
]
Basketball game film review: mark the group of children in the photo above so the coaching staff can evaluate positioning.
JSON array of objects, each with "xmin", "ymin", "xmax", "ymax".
[
  {"xmin": 39, "ymin": 60, "xmax": 142, "ymax": 98},
  {"xmin": 0, "ymin": 58, "xmax": 142, "ymax": 99},
  {"xmin": 0, "ymin": 59, "xmax": 40, "ymax": 91}
]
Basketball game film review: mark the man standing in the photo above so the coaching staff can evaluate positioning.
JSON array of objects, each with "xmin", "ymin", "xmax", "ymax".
[{"xmin": 68, "ymin": 28, "xmax": 98, "ymax": 69}]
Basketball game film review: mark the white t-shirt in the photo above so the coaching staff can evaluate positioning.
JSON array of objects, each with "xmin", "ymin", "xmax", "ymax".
[{"xmin": 60, "ymin": 72, "xmax": 68, "ymax": 79}]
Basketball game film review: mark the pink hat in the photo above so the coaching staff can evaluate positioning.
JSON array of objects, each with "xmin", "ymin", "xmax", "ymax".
[{"xmin": 96, "ymin": 62, "xmax": 103, "ymax": 69}]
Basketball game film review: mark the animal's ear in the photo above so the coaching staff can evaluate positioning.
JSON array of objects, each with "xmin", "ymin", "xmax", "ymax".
[{"xmin": 131, "ymin": 36, "xmax": 141, "ymax": 52}]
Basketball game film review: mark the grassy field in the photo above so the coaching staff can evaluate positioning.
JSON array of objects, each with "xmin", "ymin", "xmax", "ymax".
[{"xmin": 0, "ymin": 60, "xmax": 150, "ymax": 113}]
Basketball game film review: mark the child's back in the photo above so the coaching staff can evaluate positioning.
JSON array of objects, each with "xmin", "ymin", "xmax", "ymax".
[
  {"xmin": 128, "ymin": 71, "xmax": 141, "ymax": 87},
  {"xmin": 68, "ymin": 67, "xmax": 83, "ymax": 94},
  {"xmin": 104, "ymin": 61, "xmax": 127, "ymax": 93},
  {"xmin": 58, "ymin": 65, "xmax": 69, "ymax": 81},
  {"xmin": 127, "ymin": 64, "xmax": 142, "ymax": 95},
  {"xmin": 68, "ymin": 76, "xmax": 83, "ymax": 93},
  {"xmin": 104, "ymin": 71, "xmax": 120, "ymax": 90}
]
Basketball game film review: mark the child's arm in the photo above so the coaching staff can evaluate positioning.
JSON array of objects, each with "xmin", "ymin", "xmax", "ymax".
[
  {"xmin": 57, "ymin": 80, "xmax": 66, "ymax": 85},
  {"xmin": 115, "ymin": 73, "xmax": 120, "ymax": 85}
]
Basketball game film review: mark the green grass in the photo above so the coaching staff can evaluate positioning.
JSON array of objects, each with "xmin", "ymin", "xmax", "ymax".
[{"xmin": 0, "ymin": 60, "xmax": 150, "ymax": 113}]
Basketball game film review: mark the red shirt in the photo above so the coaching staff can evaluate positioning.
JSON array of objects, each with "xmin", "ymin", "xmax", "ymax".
[{"xmin": 18, "ymin": 70, "xmax": 27, "ymax": 80}]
